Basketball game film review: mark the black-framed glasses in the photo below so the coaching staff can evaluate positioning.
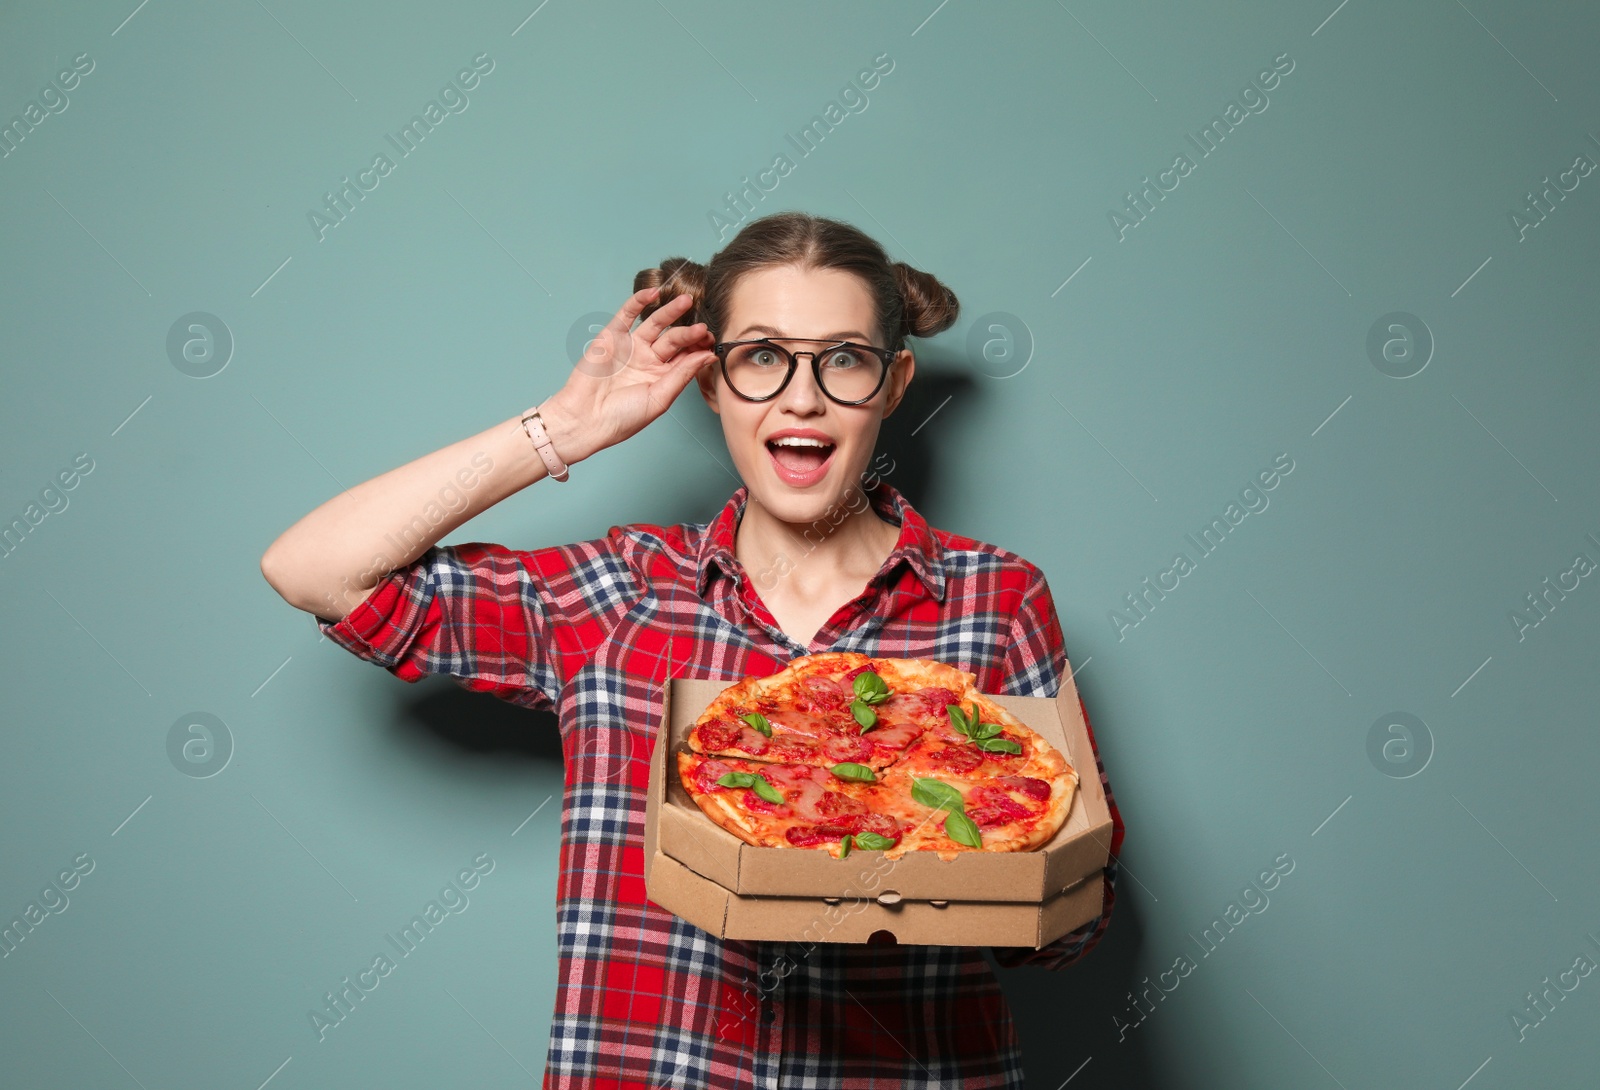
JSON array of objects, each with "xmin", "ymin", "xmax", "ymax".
[{"xmin": 710, "ymin": 337, "xmax": 896, "ymax": 405}]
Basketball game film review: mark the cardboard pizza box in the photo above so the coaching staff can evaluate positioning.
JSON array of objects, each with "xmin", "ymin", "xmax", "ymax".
[
  {"xmin": 643, "ymin": 665, "xmax": 1114, "ymax": 948},
  {"xmin": 644, "ymin": 845, "xmax": 1106, "ymax": 947}
]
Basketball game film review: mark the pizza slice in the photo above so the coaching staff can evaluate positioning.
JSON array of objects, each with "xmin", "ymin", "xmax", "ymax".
[
  {"xmin": 881, "ymin": 692, "xmax": 1077, "ymax": 855},
  {"xmin": 687, "ymin": 652, "xmax": 946, "ymax": 770},
  {"xmin": 677, "ymin": 752, "xmax": 908, "ymax": 858}
]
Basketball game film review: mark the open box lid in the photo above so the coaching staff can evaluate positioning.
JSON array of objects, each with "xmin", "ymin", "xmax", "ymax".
[{"xmin": 645, "ymin": 662, "xmax": 1113, "ymax": 903}]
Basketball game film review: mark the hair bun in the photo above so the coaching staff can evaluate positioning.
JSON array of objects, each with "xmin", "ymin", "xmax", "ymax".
[
  {"xmin": 634, "ymin": 257, "xmax": 709, "ymax": 328},
  {"xmin": 892, "ymin": 261, "xmax": 959, "ymax": 340},
  {"xmin": 628, "ymin": 214, "xmax": 962, "ymax": 353}
]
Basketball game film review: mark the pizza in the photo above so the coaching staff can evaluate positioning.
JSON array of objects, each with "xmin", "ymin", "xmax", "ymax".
[{"xmin": 676, "ymin": 653, "xmax": 1078, "ymax": 860}]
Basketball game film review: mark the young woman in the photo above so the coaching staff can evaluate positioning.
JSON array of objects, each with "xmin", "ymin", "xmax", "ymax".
[{"xmin": 261, "ymin": 211, "xmax": 1123, "ymax": 1088}]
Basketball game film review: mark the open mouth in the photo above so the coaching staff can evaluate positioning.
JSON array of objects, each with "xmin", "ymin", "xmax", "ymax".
[{"xmin": 765, "ymin": 437, "xmax": 837, "ymax": 486}]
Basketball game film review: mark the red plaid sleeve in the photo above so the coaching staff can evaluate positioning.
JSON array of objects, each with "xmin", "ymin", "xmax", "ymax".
[
  {"xmin": 991, "ymin": 568, "xmax": 1124, "ymax": 971},
  {"xmin": 317, "ymin": 535, "xmax": 641, "ymax": 713}
]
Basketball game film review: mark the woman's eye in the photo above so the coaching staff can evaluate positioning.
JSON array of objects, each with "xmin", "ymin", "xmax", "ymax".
[
  {"xmin": 824, "ymin": 351, "xmax": 862, "ymax": 369},
  {"xmin": 752, "ymin": 350, "xmax": 781, "ymax": 367}
]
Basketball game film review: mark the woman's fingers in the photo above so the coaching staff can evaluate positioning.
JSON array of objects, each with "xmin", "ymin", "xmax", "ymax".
[
  {"xmin": 647, "ymin": 321, "xmax": 713, "ymax": 364},
  {"xmin": 650, "ymin": 349, "xmax": 718, "ymax": 406},
  {"xmin": 682, "ymin": 348, "xmax": 718, "ymax": 382},
  {"xmin": 631, "ymin": 291, "xmax": 695, "ymax": 344},
  {"xmin": 607, "ymin": 285, "xmax": 664, "ymax": 335}
]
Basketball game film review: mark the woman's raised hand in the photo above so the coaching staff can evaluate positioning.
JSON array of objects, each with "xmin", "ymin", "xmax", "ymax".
[{"xmin": 537, "ymin": 287, "xmax": 717, "ymax": 464}]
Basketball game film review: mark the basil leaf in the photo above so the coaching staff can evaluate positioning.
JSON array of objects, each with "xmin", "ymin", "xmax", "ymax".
[
  {"xmin": 851, "ymin": 698, "xmax": 878, "ymax": 732},
  {"xmin": 741, "ymin": 711, "xmax": 772, "ymax": 737},
  {"xmin": 829, "ymin": 762, "xmax": 877, "ymax": 782},
  {"xmin": 749, "ymin": 774, "xmax": 785, "ymax": 805},
  {"xmin": 977, "ymin": 737, "xmax": 1022, "ymax": 754},
  {"xmin": 974, "ymin": 722, "xmax": 1003, "ymax": 740},
  {"xmin": 838, "ymin": 834, "xmax": 853, "ymax": 858},
  {"xmin": 852, "ymin": 831, "xmax": 896, "ymax": 851},
  {"xmin": 945, "ymin": 703, "xmax": 971, "ymax": 736},
  {"xmin": 911, "ymin": 777, "xmax": 966, "ymax": 812},
  {"xmin": 852, "ymin": 670, "xmax": 890, "ymax": 704},
  {"xmin": 945, "ymin": 810, "xmax": 983, "ymax": 849},
  {"xmin": 715, "ymin": 770, "xmax": 790, "ymax": 803}
]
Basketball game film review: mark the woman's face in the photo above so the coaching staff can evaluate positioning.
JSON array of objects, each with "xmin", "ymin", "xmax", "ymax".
[{"xmin": 697, "ymin": 264, "xmax": 914, "ymax": 527}]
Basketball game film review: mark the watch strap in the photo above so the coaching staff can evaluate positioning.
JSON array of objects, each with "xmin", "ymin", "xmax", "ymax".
[{"xmin": 520, "ymin": 407, "xmax": 570, "ymax": 482}]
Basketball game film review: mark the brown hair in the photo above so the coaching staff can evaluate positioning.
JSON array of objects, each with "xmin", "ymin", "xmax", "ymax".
[{"xmin": 632, "ymin": 211, "xmax": 959, "ymax": 353}]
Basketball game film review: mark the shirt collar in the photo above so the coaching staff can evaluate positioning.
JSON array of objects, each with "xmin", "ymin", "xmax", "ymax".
[{"xmin": 695, "ymin": 479, "xmax": 948, "ymax": 604}]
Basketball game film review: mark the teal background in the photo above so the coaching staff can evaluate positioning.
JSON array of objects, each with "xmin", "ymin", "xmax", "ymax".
[{"xmin": 3, "ymin": 0, "xmax": 1598, "ymax": 1086}]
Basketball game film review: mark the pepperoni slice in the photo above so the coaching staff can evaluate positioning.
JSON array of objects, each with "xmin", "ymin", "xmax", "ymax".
[
  {"xmin": 762, "ymin": 762, "xmax": 819, "ymax": 788},
  {"xmin": 966, "ymin": 786, "xmax": 1034, "ymax": 828},
  {"xmin": 790, "ymin": 779, "xmax": 868, "ymax": 822},
  {"xmin": 863, "ymin": 719, "xmax": 921, "ymax": 753},
  {"xmin": 822, "ymin": 733, "xmax": 874, "ymax": 762},
  {"xmin": 697, "ymin": 719, "xmax": 740, "ymax": 751},
  {"xmin": 694, "ymin": 759, "xmax": 735, "ymax": 794},
  {"xmin": 841, "ymin": 661, "xmax": 881, "ymax": 683},
  {"xmin": 784, "ymin": 823, "xmax": 852, "ymax": 847},
  {"xmin": 918, "ymin": 687, "xmax": 963, "ymax": 719},
  {"xmin": 742, "ymin": 790, "xmax": 792, "ymax": 815},
  {"xmin": 783, "ymin": 811, "xmax": 901, "ymax": 848},
  {"xmin": 853, "ymin": 812, "xmax": 902, "ymax": 843},
  {"xmin": 999, "ymin": 775, "xmax": 1051, "ymax": 802},
  {"xmin": 795, "ymin": 687, "xmax": 849, "ymax": 716},
  {"xmin": 875, "ymin": 693, "xmax": 924, "ymax": 719},
  {"xmin": 797, "ymin": 676, "xmax": 850, "ymax": 715},
  {"xmin": 763, "ymin": 708, "xmax": 835, "ymax": 739},
  {"xmin": 920, "ymin": 743, "xmax": 985, "ymax": 775},
  {"xmin": 811, "ymin": 790, "xmax": 867, "ymax": 819},
  {"xmin": 969, "ymin": 785, "xmax": 1028, "ymax": 808}
]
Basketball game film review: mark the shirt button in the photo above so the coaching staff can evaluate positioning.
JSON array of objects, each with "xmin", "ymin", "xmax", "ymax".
[{"xmin": 761, "ymin": 1005, "xmax": 776, "ymax": 1024}]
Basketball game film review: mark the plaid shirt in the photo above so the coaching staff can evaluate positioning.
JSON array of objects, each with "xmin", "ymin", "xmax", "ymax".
[{"xmin": 321, "ymin": 480, "xmax": 1123, "ymax": 1088}]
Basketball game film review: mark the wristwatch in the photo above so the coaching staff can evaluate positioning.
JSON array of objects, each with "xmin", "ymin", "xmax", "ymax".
[{"xmin": 519, "ymin": 405, "xmax": 570, "ymax": 482}]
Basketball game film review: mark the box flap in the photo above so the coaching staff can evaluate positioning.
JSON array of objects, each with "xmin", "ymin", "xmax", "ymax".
[{"xmin": 647, "ymin": 850, "xmax": 1108, "ymax": 948}]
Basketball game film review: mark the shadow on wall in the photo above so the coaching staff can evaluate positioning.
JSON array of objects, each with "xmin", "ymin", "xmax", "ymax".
[
  {"xmin": 993, "ymin": 891, "xmax": 1161, "ymax": 1088},
  {"xmin": 876, "ymin": 365, "xmax": 975, "ymax": 515},
  {"xmin": 393, "ymin": 677, "xmax": 563, "ymax": 765}
]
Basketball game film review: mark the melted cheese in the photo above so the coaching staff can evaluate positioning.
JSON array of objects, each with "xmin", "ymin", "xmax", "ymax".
[{"xmin": 763, "ymin": 708, "xmax": 838, "ymax": 739}]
